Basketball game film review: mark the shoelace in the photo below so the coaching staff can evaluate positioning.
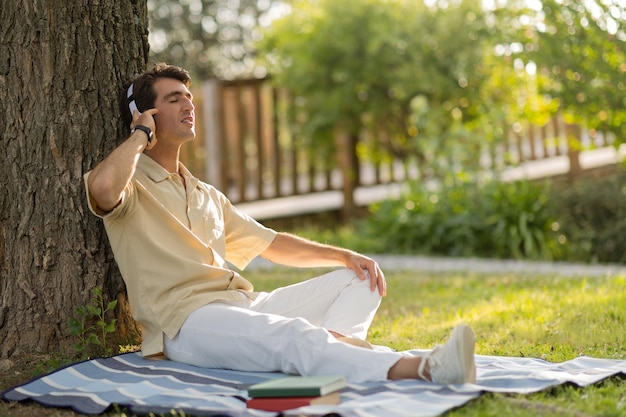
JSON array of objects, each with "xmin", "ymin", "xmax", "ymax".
[{"xmin": 417, "ymin": 345, "xmax": 443, "ymax": 381}]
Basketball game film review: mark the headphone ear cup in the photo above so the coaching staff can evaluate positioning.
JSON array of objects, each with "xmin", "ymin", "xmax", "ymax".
[{"xmin": 127, "ymin": 84, "xmax": 142, "ymax": 116}]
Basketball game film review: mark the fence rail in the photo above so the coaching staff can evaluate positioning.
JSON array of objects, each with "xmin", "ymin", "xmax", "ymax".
[{"xmin": 180, "ymin": 78, "xmax": 621, "ymax": 218}]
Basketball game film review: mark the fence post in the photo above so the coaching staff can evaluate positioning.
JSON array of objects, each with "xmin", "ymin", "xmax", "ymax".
[{"xmin": 202, "ymin": 79, "xmax": 224, "ymax": 189}]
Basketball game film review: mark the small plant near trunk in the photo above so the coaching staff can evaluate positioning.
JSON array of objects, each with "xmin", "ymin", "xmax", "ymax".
[{"xmin": 68, "ymin": 287, "xmax": 118, "ymax": 359}]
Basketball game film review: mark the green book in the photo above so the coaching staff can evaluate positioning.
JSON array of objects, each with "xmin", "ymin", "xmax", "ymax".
[{"xmin": 247, "ymin": 375, "xmax": 347, "ymax": 398}]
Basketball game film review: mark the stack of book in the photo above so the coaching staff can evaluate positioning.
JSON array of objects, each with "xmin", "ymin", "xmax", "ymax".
[{"xmin": 246, "ymin": 374, "xmax": 347, "ymax": 412}]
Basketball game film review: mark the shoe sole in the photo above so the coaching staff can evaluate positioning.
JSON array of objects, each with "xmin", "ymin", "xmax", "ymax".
[{"xmin": 452, "ymin": 324, "xmax": 476, "ymax": 383}]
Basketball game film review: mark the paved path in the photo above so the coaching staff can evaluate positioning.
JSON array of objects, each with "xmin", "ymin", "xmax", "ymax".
[{"xmin": 247, "ymin": 255, "xmax": 626, "ymax": 277}]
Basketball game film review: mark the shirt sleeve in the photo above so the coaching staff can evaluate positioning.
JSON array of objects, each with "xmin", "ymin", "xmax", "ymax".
[
  {"xmin": 83, "ymin": 171, "xmax": 135, "ymax": 220},
  {"xmin": 221, "ymin": 194, "xmax": 277, "ymax": 270}
]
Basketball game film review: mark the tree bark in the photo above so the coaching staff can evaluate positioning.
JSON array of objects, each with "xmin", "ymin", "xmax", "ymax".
[{"xmin": 0, "ymin": 0, "xmax": 149, "ymax": 358}]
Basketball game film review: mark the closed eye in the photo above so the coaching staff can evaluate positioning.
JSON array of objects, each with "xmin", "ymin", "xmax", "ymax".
[{"xmin": 163, "ymin": 90, "xmax": 193, "ymax": 102}]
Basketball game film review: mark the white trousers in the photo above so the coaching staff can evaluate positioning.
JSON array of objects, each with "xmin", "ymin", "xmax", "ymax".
[{"xmin": 163, "ymin": 268, "xmax": 404, "ymax": 382}]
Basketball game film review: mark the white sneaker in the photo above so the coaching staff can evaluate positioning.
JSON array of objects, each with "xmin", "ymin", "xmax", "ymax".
[{"xmin": 417, "ymin": 324, "xmax": 476, "ymax": 384}]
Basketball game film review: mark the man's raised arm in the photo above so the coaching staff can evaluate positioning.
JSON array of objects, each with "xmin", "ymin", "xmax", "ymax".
[{"xmin": 87, "ymin": 109, "xmax": 157, "ymax": 212}]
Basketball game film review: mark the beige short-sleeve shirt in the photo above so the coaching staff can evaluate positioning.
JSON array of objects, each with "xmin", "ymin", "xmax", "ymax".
[{"xmin": 84, "ymin": 154, "xmax": 277, "ymax": 357}]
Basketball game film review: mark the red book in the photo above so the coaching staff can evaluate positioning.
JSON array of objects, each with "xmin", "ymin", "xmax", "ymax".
[{"xmin": 246, "ymin": 391, "xmax": 341, "ymax": 411}]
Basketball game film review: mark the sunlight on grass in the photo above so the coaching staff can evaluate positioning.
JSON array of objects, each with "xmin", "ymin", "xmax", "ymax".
[{"xmin": 367, "ymin": 272, "xmax": 626, "ymax": 362}]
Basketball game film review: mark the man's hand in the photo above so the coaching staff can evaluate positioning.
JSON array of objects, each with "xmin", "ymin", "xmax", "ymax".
[
  {"xmin": 131, "ymin": 109, "xmax": 158, "ymax": 150},
  {"xmin": 344, "ymin": 252, "xmax": 387, "ymax": 296}
]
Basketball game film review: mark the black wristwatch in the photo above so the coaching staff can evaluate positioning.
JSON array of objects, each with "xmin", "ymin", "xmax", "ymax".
[{"xmin": 131, "ymin": 125, "xmax": 153, "ymax": 144}]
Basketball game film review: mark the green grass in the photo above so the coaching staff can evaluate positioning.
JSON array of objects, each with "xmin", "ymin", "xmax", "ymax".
[{"xmin": 248, "ymin": 267, "xmax": 626, "ymax": 416}]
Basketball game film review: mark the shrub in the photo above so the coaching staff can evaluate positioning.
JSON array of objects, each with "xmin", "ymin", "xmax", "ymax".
[
  {"xmin": 296, "ymin": 171, "xmax": 625, "ymax": 264},
  {"xmin": 547, "ymin": 171, "xmax": 626, "ymax": 264},
  {"xmin": 361, "ymin": 178, "xmax": 558, "ymax": 260}
]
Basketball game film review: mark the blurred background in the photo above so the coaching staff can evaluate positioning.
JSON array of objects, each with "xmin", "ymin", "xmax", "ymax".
[{"xmin": 146, "ymin": 0, "xmax": 626, "ymax": 264}]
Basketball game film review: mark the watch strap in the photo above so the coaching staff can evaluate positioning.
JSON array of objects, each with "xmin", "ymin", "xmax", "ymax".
[{"xmin": 132, "ymin": 125, "xmax": 153, "ymax": 144}]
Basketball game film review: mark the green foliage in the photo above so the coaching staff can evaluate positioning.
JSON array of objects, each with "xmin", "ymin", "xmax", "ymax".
[
  {"xmin": 547, "ymin": 172, "xmax": 626, "ymax": 263},
  {"xmin": 293, "ymin": 172, "xmax": 626, "ymax": 264},
  {"xmin": 147, "ymin": 0, "xmax": 279, "ymax": 79},
  {"xmin": 256, "ymin": 0, "xmax": 624, "ymax": 177},
  {"xmin": 522, "ymin": 0, "xmax": 626, "ymax": 141},
  {"xmin": 257, "ymin": 0, "xmax": 511, "ymax": 162},
  {"xmin": 361, "ymin": 178, "xmax": 557, "ymax": 260},
  {"xmin": 68, "ymin": 287, "xmax": 118, "ymax": 359}
]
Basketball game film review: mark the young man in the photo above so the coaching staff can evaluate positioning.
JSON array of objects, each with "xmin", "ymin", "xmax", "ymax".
[{"xmin": 84, "ymin": 63, "xmax": 476, "ymax": 384}]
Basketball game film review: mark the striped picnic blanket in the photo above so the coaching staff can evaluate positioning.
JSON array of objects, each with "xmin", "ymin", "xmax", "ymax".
[{"xmin": 3, "ymin": 351, "xmax": 626, "ymax": 416}]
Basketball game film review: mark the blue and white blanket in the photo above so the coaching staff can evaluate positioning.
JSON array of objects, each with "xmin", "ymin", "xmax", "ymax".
[{"xmin": 2, "ymin": 351, "xmax": 626, "ymax": 416}]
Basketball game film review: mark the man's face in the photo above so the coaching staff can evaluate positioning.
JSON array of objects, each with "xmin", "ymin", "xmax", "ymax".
[{"xmin": 152, "ymin": 77, "xmax": 195, "ymax": 145}]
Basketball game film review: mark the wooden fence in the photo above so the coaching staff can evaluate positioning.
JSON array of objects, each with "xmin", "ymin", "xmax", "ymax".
[{"xmin": 180, "ymin": 78, "xmax": 620, "ymax": 217}]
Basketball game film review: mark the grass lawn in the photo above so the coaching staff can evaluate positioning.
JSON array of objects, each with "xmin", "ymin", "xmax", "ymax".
[
  {"xmin": 1, "ymin": 267, "xmax": 624, "ymax": 416},
  {"xmin": 251, "ymin": 267, "xmax": 626, "ymax": 417}
]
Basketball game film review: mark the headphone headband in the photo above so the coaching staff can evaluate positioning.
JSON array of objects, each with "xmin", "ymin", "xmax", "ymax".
[{"xmin": 127, "ymin": 83, "xmax": 140, "ymax": 115}]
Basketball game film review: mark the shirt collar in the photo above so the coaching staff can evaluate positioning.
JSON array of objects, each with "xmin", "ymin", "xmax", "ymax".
[{"xmin": 138, "ymin": 154, "xmax": 199, "ymax": 188}]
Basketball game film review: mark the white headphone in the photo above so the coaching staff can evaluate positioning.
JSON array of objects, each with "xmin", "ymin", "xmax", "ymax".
[{"xmin": 127, "ymin": 83, "xmax": 141, "ymax": 115}]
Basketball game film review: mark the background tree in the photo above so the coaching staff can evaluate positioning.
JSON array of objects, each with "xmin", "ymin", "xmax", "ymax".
[
  {"xmin": 0, "ymin": 0, "xmax": 148, "ymax": 359},
  {"xmin": 523, "ymin": 0, "xmax": 626, "ymax": 142},
  {"xmin": 256, "ymin": 0, "xmax": 527, "ymax": 180},
  {"xmin": 148, "ymin": 0, "xmax": 282, "ymax": 79},
  {"xmin": 257, "ymin": 0, "xmax": 625, "ymax": 184}
]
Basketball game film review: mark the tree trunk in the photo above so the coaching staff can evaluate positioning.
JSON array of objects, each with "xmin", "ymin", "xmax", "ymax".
[
  {"xmin": 335, "ymin": 128, "xmax": 357, "ymax": 219},
  {"xmin": 565, "ymin": 123, "xmax": 583, "ymax": 182},
  {"xmin": 0, "ymin": 0, "xmax": 149, "ymax": 359}
]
